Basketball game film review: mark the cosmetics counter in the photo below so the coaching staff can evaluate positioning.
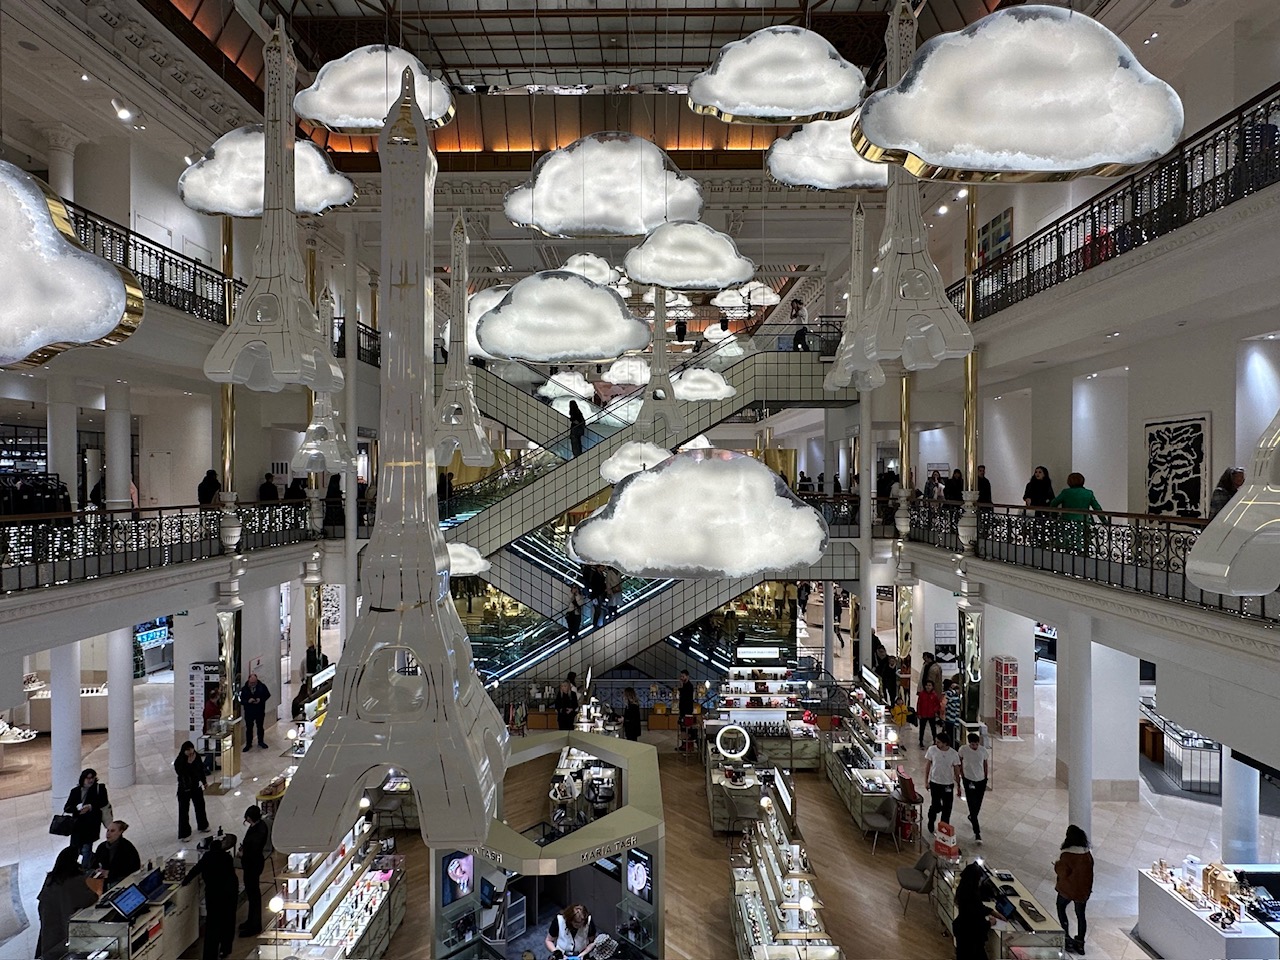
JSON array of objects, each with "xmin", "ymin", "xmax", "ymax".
[
  {"xmin": 730, "ymin": 784, "xmax": 842, "ymax": 960},
  {"xmin": 821, "ymin": 676, "xmax": 900, "ymax": 830},
  {"xmin": 67, "ymin": 849, "xmax": 201, "ymax": 960},
  {"xmin": 934, "ymin": 860, "xmax": 1064, "ymax": 959},
  {"xmin": 1136, "ymin": 859, "xmax": 1280, "ymax": 959},
  {"xmin": 716, "ymin": 666, "xmax": 820, "ymax": 770}
]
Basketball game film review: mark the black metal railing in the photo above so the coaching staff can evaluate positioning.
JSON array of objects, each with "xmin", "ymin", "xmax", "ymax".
[
  {"xmin": 945, "ymin": 79, "xmax": 1280, "ymax": 320},
  {"xmin": 907, "ymin": 499, "xmax": 1280, "ymax": 624},
  {"xmin": 332, "ymin": 319, "xmax": 382, "ymax": 367}
]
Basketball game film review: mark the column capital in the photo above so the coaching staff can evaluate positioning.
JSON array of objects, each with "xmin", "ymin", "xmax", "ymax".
[{"xmin": 34, "ymin": 122, "xmax": 89, "ymax": 155}]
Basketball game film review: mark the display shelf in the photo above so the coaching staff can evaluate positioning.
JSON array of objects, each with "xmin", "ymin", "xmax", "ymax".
[
  {"xmin": 616, "ymin": 897, "xmax": 655, "ymax": 952},
  {"xmin": 311, "ymin": 856, "xmax": 405, "ymax": 958},
  {"xmin": 992, "ymin": 656, "xmax": 1019, "ymax": 740},
  {"xmin": 822, "ymin": 736, "xmax": 895, "ymax": 830}
]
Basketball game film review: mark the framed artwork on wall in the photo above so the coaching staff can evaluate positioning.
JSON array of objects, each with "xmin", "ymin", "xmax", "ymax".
[
  {"xmin": 1144, "ymin": 413, "xmax": 1211, "ymax": 516},
  {"xmin": 977, "ymin": 207, "xmax": 1014, "ymax": 266}
]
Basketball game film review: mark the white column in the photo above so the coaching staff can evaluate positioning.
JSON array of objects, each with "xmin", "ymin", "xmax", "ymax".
[
  {"xmin": 46, "ymin": 373, "xmax": 79, "ymax": 496},
  {"xmin": 1061, "ymin": 612, "xmax": 1093, "ymax": 837},
  {"xmin": 106, "ymin": 627, "xmax": 136, "ymax": 788},
  {"xmin": 35, "ymin": 122, "xmax": 84, "ymax": 201},
  {"xmin": 1222, "ymin": 747, "xmax": 1260, "ymax": 862},
  {"xmin": 104, "ymin": 380, "xmax": 132, "ymax": 511},
  {"xmin": 857, "ymin": 393, "xmax": 874, "ymax": 670},
  {"xmin": 1090, "ymin": 643, "xmax": 1139, "ymax": 801},
  {"xmin": 49, "ymin": 640, "xmax": 82, "ymax": 806},
  {"xmin": 822, "ymin": 582, "xmax": 834, "ymax": 675}
]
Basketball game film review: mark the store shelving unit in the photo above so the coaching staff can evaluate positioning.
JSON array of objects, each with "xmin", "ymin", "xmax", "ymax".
[
  {"xmin": 992, "ymin": 656, "xmax": 1019, "ymax": 740},
  {"xmin": 717, "ymin": 666, "xmax": 820, "ymax": 770}
]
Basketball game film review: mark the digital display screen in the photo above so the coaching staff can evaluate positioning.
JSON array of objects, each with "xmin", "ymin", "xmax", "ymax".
[
  {"xmin": 109, "ymin": 884, "xmax": 147, "ymax": 919},
  {"xmin": 441, "ymin": 851, "xmax": 474, "ymax": 907},
  {"xmin": 626, "ymin": 848, "xmax": 653, "ymax": 904},
  {"xmin": 479, "ymin": 876, "xmax": 496, "ymax": 908}
]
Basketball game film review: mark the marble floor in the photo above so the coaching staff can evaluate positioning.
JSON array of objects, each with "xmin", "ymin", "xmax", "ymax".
[{"xmin": 3, "ymin": 657, "xmax": 1279, "ymax": 959}]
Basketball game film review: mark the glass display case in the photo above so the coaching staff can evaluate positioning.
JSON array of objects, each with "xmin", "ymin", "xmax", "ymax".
[
  {"xmin": 716, "ymin": 667, "xmax": 820, "ymax": 770},
  {"xmin": 1140, "ymin": 697, "xmax": 1222, "ymax": 794}
]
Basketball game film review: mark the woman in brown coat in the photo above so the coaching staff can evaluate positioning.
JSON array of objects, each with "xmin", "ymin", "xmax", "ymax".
[{"xmin": 1054, "ymin": 824, "xmax": 1095, "ymax": 955}]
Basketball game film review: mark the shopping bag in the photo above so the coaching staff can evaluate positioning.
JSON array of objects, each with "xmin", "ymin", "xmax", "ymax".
[
  {"xmin": 101, "ymin": 801, "xmax": 114, "ymax": 826},
  {"xmin": 49, "ymin": 814, "xmax": 75, "ymax": 836}
]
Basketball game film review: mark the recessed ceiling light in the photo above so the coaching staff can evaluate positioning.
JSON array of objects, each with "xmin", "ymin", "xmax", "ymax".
[
  {"xmin": 956, "ymin": 188, "xmax": 968, "ymax": 198},
  {"xmin": 871, "ymin": 266, "xmax": 880, "ymax": 273},
  {"xmin": 937, "ymin": 205, "xmax": 948, "ymax": 215},
  {"xmin": 110, "ymin": 97, "xmax": 133, "ymax": 121},
  {"xmin": 81, "ymin": 73, "xmax": 90, "ymax": 82}
]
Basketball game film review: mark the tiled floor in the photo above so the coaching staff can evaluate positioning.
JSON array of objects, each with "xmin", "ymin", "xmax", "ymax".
[{"xmin": 3, "ymin": 660, "xmax": 1279, "ymax": 959}]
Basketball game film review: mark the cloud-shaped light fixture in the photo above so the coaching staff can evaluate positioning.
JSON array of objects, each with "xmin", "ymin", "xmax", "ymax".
[
  {"xmin": 1, "ymin": 161, "xmax": 142, "ymax": 368},
  {"xmin": 447, "ymin": 543, "xmax": 492, "ymax": 577},
  {"xmin": 853, "ymin": 5, "xmax": 1184, "ymax": 180},
  {"xmin": 603, "ymin": 356, "xmax": 651, "ymax": 386},
  {"xmin": 712, "ymin": 280, "xmax": 780, "ymax": 317},
  {"xmin": 560, "ymin": 252, "xmax": 622, "ymax": 286},
  {"xmin": 179, "ymin": 126, "xmax": 356, "ymax": 217},
  {"xmin": 600, "ymin": 441, "xmax": 673, "ymax": 484},
  {"xmin": 572, "ymin": 449, "xmax": 829, "ymax": 577},
  {"xmin": 295, "ymin": 45, "xmax": 453, "ymax": 133},
  {"xmin": 623, "ymin": 221, "xmax": 754, "ymax": 291},
  {"xmin": 672, "ymin": 368, "xmax": 736, "ymax": 401},
  {"xmin": 689, "ymin": 26, "xmax": 866, "ymax": 125},
  {"xmin": 475, "ymin": 270, "xmax": 651, "ymax": 362},
  {"xmin": 466, "ymin": 286, "xmax": 509, "ymax": 361},
  {"xmin": 642, "ymin": 288, "xmax": 692, "ymax": 308},
  {"xmin": 536, "ymin": 371, "xmax": 595, "ymax": 401},
  {"xmin": 503, "ymin": 132, "xmax": 704, "ymax": 238},
  {"xmin": 767, "ymin": 112, "xmax": 889, "ymax": 190}
]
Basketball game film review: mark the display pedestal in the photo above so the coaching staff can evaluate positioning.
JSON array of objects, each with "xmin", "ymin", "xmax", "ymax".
[{"xmin": 1137, "ymin": 870, "xmax": 1278, "ymax": 959}]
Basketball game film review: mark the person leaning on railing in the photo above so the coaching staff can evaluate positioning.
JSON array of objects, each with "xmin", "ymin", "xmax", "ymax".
[{"xmin": 1049, "ymin": 473, "xmax": 1105, "ymax": 553}]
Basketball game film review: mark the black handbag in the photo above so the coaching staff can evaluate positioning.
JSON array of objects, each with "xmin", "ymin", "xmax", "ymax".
[{"xmin": 49, "ymin": 814, "xmax": 75, "ymax": 836}]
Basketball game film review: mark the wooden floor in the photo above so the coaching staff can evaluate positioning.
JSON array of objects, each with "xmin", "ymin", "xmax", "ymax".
[
  {"xmin": 0, "ymin": 731, "xmax": 108, "ymax": 800},
  {"xmin": 211, "ymin": 735, "xmax": 956, "ymax": 959}
]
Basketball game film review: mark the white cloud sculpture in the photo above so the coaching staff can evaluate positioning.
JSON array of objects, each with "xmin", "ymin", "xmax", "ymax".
[
  {"xmin": 624, "ymin": 221, "xmax": 755, "ymax": 291},
  {"xmin": 1, "ymin": 161, "xmax": 137, "ymax": 367},
  {"xmin": 642, "ymin": 288, "xmax": 692, "ymax": 308},
  {"xmin": 680, "ymin": 434, "xmax": 714, "ymax": 451},
  {"xmin": 536, "ymin": 371, "xmax": 595, "ymax": 401},
  {"xmin": 603, "ymin": 357, "xmax": 651, "ymax": 385},
  {"xmin": 572, "ymin": 449, "xmax": 829, "ymax": 577},
  {"xmin": 561, "ymin": 252, "xmax": 622, "ymax": 286},
  {"xmin": 704, "ymin": 325, "xmax": 735, "ymax": 343},
  {"xmin": 712, "ymin": 280, "xmax": 781, "ymax": 313},
  {"xmin": 476, "ymin": 271, "xmax": 651, "ymax": 362},
  {"xmin": 294, "ymin": 45, "xmax": 453, "ymax": 132},
  {"xmin": 550, "ymin": 395, "xmax": 600, "ymax": 421},
  {"xmin": 857, "ymin": 6, "xmax": 1184, "ymax": 175},
  {"xmin": 600, "ymin": 441, "xmax": 673, "ymax": 484},
  {"xmin": 179, "ymin": 126, "xmax": 355, "ymax": 218},
  {"xmin": 601, "ymin": 395, "xmax": 644, "ymax": 428},
  {"xmin": 466, "ymin": 286, "xmax": 509, "ymax": 361},
  {"xmin": 447, "ymin": 543, "xmax": 491, "ymax": 577},
  {"xmin": 689, "ymin": 26, "xmax": 866, "ymax": 124},
  {"xmin": 767, "ymin": 113, "xmax": 889, "ymax": 190},
  {"xmin": 504, "ymin": 132, "xmax": 704, "ymax": 238},
  {"xmin": 672, "ymin": 368, "xmax": 736, "ymax": 401}
]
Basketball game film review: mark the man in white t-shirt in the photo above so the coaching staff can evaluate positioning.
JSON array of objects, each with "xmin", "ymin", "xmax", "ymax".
[
  {"xmin": 960, "ymin": 732, "xmax": 990, "ymax": 843},
  {"xmin": 923, "ymin": 732, "xmax": 962, "ymax": 834}
]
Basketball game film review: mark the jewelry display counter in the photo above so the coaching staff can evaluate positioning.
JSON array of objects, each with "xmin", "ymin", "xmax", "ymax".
[
  {"xmin": 934, "ymin": 862, "xmax": 1064, "ymax": 959},
  {"xmin": 1137, "ymin": 869, "xmax": 1279, "ymax": 959}
]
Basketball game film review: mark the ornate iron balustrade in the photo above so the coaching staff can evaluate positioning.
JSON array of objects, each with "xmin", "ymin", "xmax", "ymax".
[
  {"xmin": 63, "ymin": 201, "xmax": 246, "ymax": 324},
  {"xmin": 332, "ymin": 319, "xmax": 382, "ymax": 367},
  {"xmin": 945, "ymin": 79, "xmax": 1280, "ymax": 320},
  {"xmin": 0, "ymin": 502, "xmax": 315, "ymax": 594},
  {"xmin": 907, "ymin": 500, "xmax": 1280, "ymax": 624}
]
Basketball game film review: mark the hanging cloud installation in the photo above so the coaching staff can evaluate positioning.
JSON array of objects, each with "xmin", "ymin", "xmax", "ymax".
[
  {"xmin": 672, "ymin": 368, "xmax": 736, "ymax": 401},
  {"xmin": 466, "ymin": 286, "xmax": 509, "ymax": 361},
  {"xmin": 447, "ymin": 543, "xmax": 492, "ymax": 577},
  {"xmin": 294, "ymin": 45, "xmax": 453, "ymax": 133},
  {"xmin": 767, "ymin": 113, "xmax": 889, "ymax": 190},
  {"xmin": 179, "ymin": 126, "xmax": 355, "ymax": 217},
  {"xmin": 536, "ymin": 371, "xmax": 595, "ymax": 401},
  {"xmin": 854, "ymin": 5, "xmax": 1183, "ymax": 178},
  {"xmin": 503, "ymin": 132, "xmax": 704, "ymax": 238},
  {"xmin": 624, "ymin": 221, "xmax": 755, "ymax": 291},
  {"xmin": 572, "ymin": 449, "xmax": 829, "ymax": 578},
  {"xmin": 603, "ymin": 356, "xmax": 652, "ymax": 386},
  {"xmin": 600, "ymin": 441, "xmax": 674, "ymax": 484},
  {"xmin": 561, "ymin": 252, "xmax": 623, "ymax": 286},
  {"xmin": 689, "ymin": 26, "xmax": 866, "ymax": 125}
]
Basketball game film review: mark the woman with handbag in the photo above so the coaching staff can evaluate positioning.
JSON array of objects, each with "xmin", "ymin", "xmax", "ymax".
[
  {"xmin": 36, "ymin": 847, "xmax": 98, "ymax": 959},
  {"xmin": 175, "ymin": 741, "xmax": 212, "ymax": 840},
  {"xmin": 63, "ymin": 768, "xmax": 108, "ymax": 868}
]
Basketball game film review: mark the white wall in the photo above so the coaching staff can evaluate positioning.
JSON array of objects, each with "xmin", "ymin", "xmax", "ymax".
[
  {"xmin": 1072, "ymin": 371, "xmax": 1129, "ymax": 512},
  {"xmin": 982, "ymin": 604, "xmax": 1037, "ymax": 733},
  {"xmin": 919, "ymin": 580, "xmax": 956, "ymax": 662},
  {"xmin": 138, "ymin": 394, "xmax": 213, "ymax": 506},
  {"xmin": 916, "ymin": 427, "xmax": 958, "ymax": 486},
  {"xmin": 130, "ymin": 141, "xmax": 221, "ymax": 269},
  {"xmin": 983, "ymin": 388, "xmax": 1032, "ymax": 505},
  {"xmin": 75, "ymin": 138, "xmax": 131, "ymax": 223},
  {"xmin": 1091, "ymin": 643, "xmax": 1139, "ymax": 789},
  {"xmin": 1236, "ymin": 341, "xmax": 1280, "ymax": 468}
]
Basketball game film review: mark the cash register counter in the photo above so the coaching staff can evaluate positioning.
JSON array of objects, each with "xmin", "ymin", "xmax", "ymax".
[
  {"xmin": 68, "ymin": 854, "xmax": 201, "ymax": 960},
  {"xmin": 935, "ymin": 863, "xmax": 1064, "ymax": 959}
]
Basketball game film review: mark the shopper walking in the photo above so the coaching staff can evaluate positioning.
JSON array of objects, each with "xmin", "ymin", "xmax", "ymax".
[
  {"xmin": 554, "ymin": 680, "xmax": 579, "ymax": 731},
  {"xmin": 604, "ymin": 566, "xmax": 623, "ymax": 621},
  {"xmin": 90, "ymin": 820, "xmax": 141, "ymax": 889},
  {"xmin": 677, "ymin": 669, "xmax": 695, "ymax": 751},
  {"xmin": 1023, "ymin": 465, "xmax": 1055, "ymax": 509},
  {"xmin": 238, "ymin": 805, "xmax": 270, "ymax": 937},
  {"xmin": 35, "ymin": 848, "xmax": 98, "ymax": 960},
  {"xmin": 175, "ymin": 741, "xmax": 211, "ymax": 840},
  {"xmin": 921, "ymin": 651, "xmax": 943, "ymax": 696},
  {"xmin": 182, "ymin": 835, "xmax": 238, "ymax": 960},
  {"xmin": 960, "ymin": 732, "xmax": 990, "ymax": 843},
  {"xmin": 622, "ymin": 687, "xmax": 642, "ymax": 741},
  {"xmin": 897, "ymin": 653, "xmax": 912, "ymax": 703},
  {"xmin": 942, "ymin": 677, "xmax": 963, "ymax": 746},
  {"xmin": 832, "ymin": 588, "xmax": 846, "ymax": 648},
  {"xmin": 257, "ymin": 472, "xmax": 278, "ymax": 501},
  {"xmin": 1208, "ymin": 466, "xmax": 1245, "ymax": 519},
  {"xmin": 239, "ymin": 672, "xmax": 271, "ymax": 750},
  {"xmin": 566, "ymin": 584, "xmax": 585, "ymax": 640},
  {"xmin": 63, "ymin": 768, "xmax": 109, "ymax": 868},
  {"xmin": 197, "ymin": 469, "xmax": 221, "ymax": 506},
  {"xmin": 797, "ymin": 581, "xmax": 811, "ymax": 618},
  {"xmin": 952, "ymin": 861, "xmax": 997, "ymax": 960},
  {"xmin": 1054, "ymin": 824, "xmax": 1095, "ymax": 955},
  {"xmin": 923, "ymin": 732, "xmax": 962, "ymax": 834},
  {"xmin": 568, "ymin": 400, "xmax": 587, "ymax": 457},
  {"xmin": 915, "ymin": 680, "xmax": 941, "ymax": 749},
  {"xmin": 588, "ymin": 565, "xmax": 608, "ymax": 628}
]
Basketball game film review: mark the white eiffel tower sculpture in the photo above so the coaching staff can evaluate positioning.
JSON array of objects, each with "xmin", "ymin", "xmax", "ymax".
[
  {"xmin": 203, "ymin": 17, "xmax": 342, "ymax": 394},
  {"xmin": 273, "ymin": 70, "xmax": 509, "ymax": 852},
  {"xmin": 825, "ymin": 201, "xmax": 885, "ymax": 391},
  {"xmin": 635, "ymin": 289, "xmax": 687, "ymax": 438},
  {"xmin": 435, "ymin": 212, "xmax": 494, "ymax": 466}
]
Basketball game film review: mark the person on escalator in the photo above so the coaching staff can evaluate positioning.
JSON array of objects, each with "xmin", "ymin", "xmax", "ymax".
[
  {"xmin": 568, "ymin": 401, "xmax": 586, "ymax": 457},
  {"xmin": 567, "ymin": 585, "xmax": 585, "ymax": 641}
]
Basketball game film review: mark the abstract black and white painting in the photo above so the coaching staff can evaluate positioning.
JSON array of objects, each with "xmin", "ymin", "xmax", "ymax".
[{"xmin": 1145, "ymin": 414, "xmax": 1210, "ymax": 516}]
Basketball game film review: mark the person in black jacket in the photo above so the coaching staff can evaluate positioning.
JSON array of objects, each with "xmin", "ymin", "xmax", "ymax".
[
  {"xmin": 182, "ymin": 837, "xmax": 238, "ymax": 960},
  {"xmin": 944, "ymin": 469, "xmax": 965, "ymax": 503},
  {"xmin": 239, "ymin": 673, "xmax": 271, "ymax": 750},
  {"xmin": 175, "ymin": 741, "xmax": 211, "ymax": 840},
  {"xmin": 90, "ymin": 820, "xmax": 141, "ymax": 889},
  {"xmin": 36, "ymin": 847, "xmax": 97, "ymax": 960},
  {"xmin": 238, "ymin": 805, "xmax": 270, "ymax": 936},
  {"xmin": 63, "ymin": 768, "xmax": 109, "ymax": 868},
  {"xmin": 283, "ymin": 477, "xmax": 307, "ymax": 501},
  {"xmin": 323, "ymin": 474, "xmax": 344, "ymax": 526},
  {"xmin": 197, "ymin": 470, "xmax": 221, "ymax": 506},
  {"xmin": 952, "ymin": 861, "xmax": 997, "ymax": 960},
  {"xmin": 568, "ymin": 400, "xmax": 586, "ymax": 457},
  {"xmin": 622, "ymin": 687, "xmax": 641, "ymax": 741},
  {"xmin": 257, "ymin": 472, "xmax": 278, "ymax": 501},
  {"xmin": 1023, "ymin": 465, "xmax": 1055, "ymax": 509},
  {"xmin": 976, "ymin": 465, "xmax": 993, "ymax": 505},
  {"xmin": 554, "ymin": 681, "xmax": 579, "ymax": 731}
]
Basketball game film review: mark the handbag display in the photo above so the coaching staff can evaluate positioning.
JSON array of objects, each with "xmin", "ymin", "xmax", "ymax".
[{"xmin": 49, "ymin": 814, "xmax": 75, "ymax": 836}]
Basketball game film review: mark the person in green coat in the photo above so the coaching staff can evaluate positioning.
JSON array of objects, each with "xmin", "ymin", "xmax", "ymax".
[{"xmin": 1050, "ymin": 472, "xmax": 1104, "ymax": 551}]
